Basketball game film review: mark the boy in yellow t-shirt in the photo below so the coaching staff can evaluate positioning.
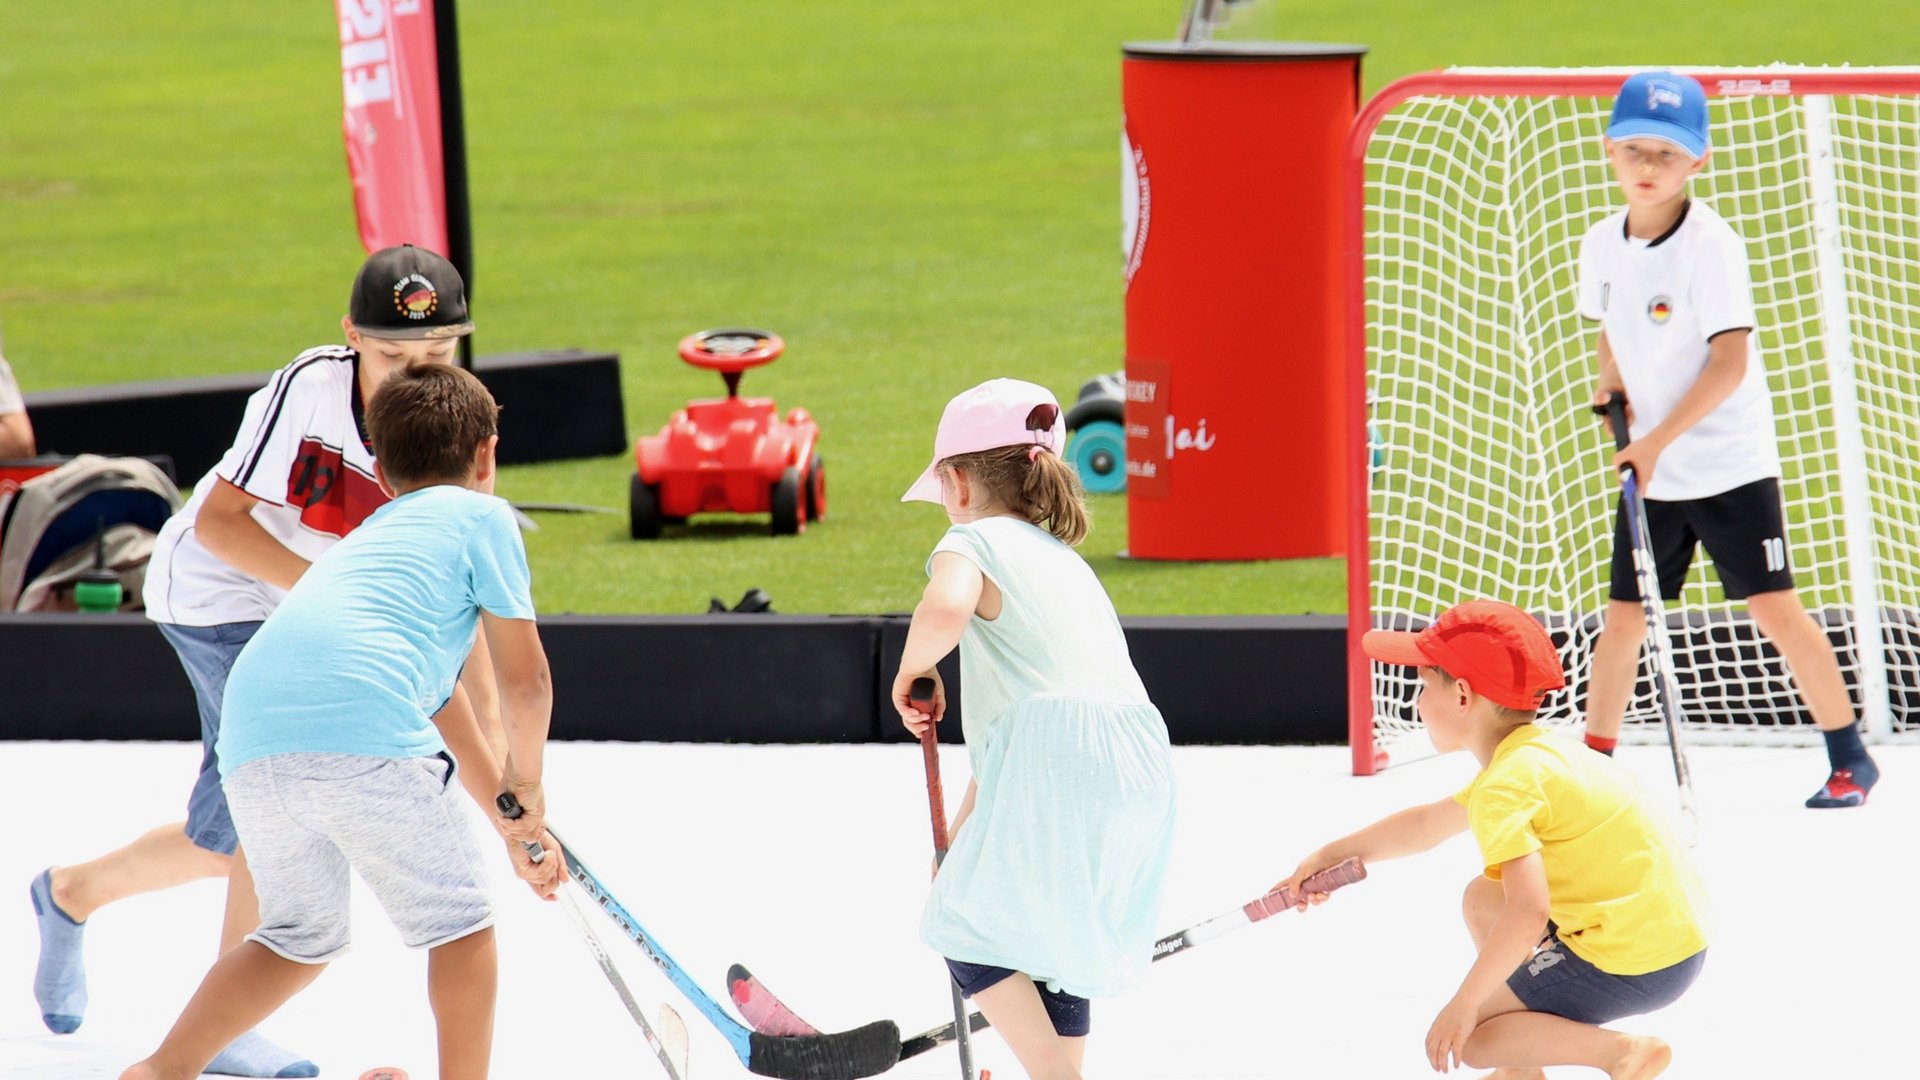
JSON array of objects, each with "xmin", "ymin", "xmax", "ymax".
[{"xmin": 1279, "ymin": 600, "xmax": 1706, "ymax": 1080}]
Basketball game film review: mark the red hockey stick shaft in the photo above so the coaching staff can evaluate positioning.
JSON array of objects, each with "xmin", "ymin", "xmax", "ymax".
[
  {"xmin": 911, "ymin": 676, "xmax": 977, "ymax": 1080},
  {"xmin": 914, "ymin": 678, "xmax": 951, "ymax": 857}
]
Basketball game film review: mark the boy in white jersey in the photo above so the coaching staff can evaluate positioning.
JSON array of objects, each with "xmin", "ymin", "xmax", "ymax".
[
  {"xmin": 1578, "ymin": 72, "xmax": 1879, "ymax": 808},
  {"xmin": 121, "ymin": 361, "xmax": 560, "ymax": 1080},
  {"xmin": 31, "ymin": 246, "xmax": 513, "ymax": 1077}
]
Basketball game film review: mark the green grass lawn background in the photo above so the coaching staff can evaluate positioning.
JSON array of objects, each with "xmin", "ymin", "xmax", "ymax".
[{"xmin": 0, "ymin": 1, "xmax": 1908, "ymax": 614}]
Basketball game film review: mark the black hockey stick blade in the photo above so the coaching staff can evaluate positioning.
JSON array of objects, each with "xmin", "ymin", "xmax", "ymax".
[
  {"xmin": 899, "ymin": 1009, "xmax": 993, "ymax": 1060},
  {"xmin": 747, "ymin": 1022, "xmax": 902, "ymax": 1080}
]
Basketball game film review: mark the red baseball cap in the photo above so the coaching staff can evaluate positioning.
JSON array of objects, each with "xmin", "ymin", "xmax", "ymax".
[{"xmin": 1362, "ymin": 600, "xmax": 1566, "ymax": 711}]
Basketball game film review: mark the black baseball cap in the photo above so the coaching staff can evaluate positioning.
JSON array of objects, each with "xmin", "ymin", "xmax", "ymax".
[{"xmin": 348, "ymin": 244, "xmax": 474, "ymax": 340}]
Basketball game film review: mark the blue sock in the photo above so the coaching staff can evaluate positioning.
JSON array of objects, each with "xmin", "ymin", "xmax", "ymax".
[
  {"xmin": 205, "ymin": 1030, "xmax": 319, "ymax": 1079},
  {"xmin": 29, "ymin": 868, "xmax": 86, "ymax": 1034},
  {"xmin": 1822, "ymin": 723, "xmax": 1873, "ymax": 772}
]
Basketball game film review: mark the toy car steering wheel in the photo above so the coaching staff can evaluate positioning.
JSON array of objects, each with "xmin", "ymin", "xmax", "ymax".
[{"xmin": 678, "ymin": 328, "xmax": 784, "ymax": 374}]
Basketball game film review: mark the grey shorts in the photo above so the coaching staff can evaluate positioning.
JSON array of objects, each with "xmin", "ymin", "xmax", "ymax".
[
  {"xmin": 1507, "ymin": 932, "xmax": 1706, "ymax": 1025},
  {"xmin": 224, "ymin": 751, "xmax": 495, "ymax": 963}
]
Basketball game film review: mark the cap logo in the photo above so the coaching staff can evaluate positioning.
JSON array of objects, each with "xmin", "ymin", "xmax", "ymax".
[
  {"xmin": 1647, "ymin": 81, "xmax": 1685, "ymax": 112},
  {"xmin": 392, "ymin": 273, "xmax": 439, "ymax": 321},
  {"xmin": 1648, "ymin": 295, "xmax": 1673, "ymax": 324}
]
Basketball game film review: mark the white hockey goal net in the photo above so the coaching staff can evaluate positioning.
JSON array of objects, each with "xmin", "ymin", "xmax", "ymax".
[{"xmin": 1348, "ymin": 68, "xmax": 1920, "ymax": 774}]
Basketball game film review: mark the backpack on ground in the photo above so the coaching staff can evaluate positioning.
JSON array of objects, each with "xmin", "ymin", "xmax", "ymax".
[{"xmin": 0, "ymin": 454, "xmax": 183, "ymax": 612}]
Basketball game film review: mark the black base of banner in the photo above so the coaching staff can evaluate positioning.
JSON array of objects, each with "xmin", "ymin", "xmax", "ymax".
[
  {"xmin": 24, "ymin": 349, "xmax": 627, "ymax": 481},
  {"xmin": 473, "ymin": 350, "xmax": 628, "ymax": 466}
]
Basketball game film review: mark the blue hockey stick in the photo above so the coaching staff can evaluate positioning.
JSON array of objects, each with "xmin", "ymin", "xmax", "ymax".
[
  {"xmin": 1601, "ymin": 393, "xmax": 1699, "ymax": 832},
  {"xmin": 497, "ymin": 795, "xmax": 900, "ymax": 1079}
]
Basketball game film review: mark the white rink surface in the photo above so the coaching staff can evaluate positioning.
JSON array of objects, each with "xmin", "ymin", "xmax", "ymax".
[{"xmin": 2, "ymin": 740, "xmax": 1912, "ymax": 1079}]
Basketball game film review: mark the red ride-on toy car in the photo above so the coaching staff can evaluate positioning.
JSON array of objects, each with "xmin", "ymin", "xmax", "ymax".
[{"xmin": 629, "ymin": 328, "xmax": 825, "ymax": 539}]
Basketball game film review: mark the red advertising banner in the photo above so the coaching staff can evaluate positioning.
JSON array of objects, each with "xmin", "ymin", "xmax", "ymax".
[{"xmin": 338, "ymin": 0, "xmax": 448, "ymax": 256}]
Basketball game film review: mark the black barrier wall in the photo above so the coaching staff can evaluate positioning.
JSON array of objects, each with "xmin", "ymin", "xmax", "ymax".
[
  {"xmin": 25, "ymin": 349, "xmax": 627, "ymax": 480},
  {"xmin": 0, "ymin": 614, "xmax": 1349, "ymax": 745}
]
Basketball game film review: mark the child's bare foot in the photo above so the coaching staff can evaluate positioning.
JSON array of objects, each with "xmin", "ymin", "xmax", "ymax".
[
  {"xmin": 117, "ymin": 1062, "xmax": 162, "ymax": 1080},
  {"xmin": 1475, "ymin": 1069, "xmax": 1546, "ymax": 1080},
  {"xmin": 1608, "ymin": 1036, "xmax": 1671, "ymax": 1080}
]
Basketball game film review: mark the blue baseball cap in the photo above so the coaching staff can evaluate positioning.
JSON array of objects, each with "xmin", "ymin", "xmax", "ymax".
[{"xmin": 1608, "ymin": 71, "xmax": 1709, "ymax": 159}]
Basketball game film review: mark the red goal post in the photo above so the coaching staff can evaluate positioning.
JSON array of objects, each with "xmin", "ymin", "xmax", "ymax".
[{"xmin": 1345, "ymin": 68, "xmax": 1920, "ymax": 775}]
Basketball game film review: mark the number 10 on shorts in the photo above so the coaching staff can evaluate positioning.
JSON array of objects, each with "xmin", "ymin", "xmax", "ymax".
[{"xmin": 1762, "ymin": 536, "xmax": 1788, "ymax": 573}]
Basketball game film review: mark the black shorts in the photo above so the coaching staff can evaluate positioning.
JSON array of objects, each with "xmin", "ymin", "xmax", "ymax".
[
  {"xmin": 1610, "ymin": 477, "xmax": 1796, "ymax": 602},
  {"xmin": 944, "ymin": 958, "xmax": 1090, "ymax": 1037}
]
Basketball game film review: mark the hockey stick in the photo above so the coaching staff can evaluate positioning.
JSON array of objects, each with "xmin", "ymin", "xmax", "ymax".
[
  {"xmin": 730, "ymin": 857, "xmax": 1368, "ymax": 1060},
  {"xmin": 1150, "ymin": 856, "xmax": 1367, "ymax": 961},
  {"xmin": 498, "ymin": 795, "xmax": 689, "ymax": 1080},
  {"xmin": 1600, "ymin": 393, "xmax": 1700, "ymax": 833},
  {"xmin": 913, "ymin": 676, "xmax": 979, "ymax": 1080},
  {"xmin": 498, "ymin": 795, "xmax": 900, "ymax": 1079}
]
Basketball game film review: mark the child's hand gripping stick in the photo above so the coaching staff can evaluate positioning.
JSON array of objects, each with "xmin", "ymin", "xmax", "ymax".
[
  {"xmin": 496, "ymin": 792, "xmax": 546, "ymax": 864},
  {"xmin": 1247, "ymin": 857, "xmax": 1368, "ymax": 920}
]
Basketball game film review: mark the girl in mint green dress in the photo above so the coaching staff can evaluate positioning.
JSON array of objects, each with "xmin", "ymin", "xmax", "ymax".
[{"xmin": 896, "ymin": 378, "xmax": 1176, "ymax": 1080}]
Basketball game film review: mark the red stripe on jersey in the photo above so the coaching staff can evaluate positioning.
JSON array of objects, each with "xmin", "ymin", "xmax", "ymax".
[{"xmin": 287, "ymin": 438, "xmax": 387, "ymax": 538}]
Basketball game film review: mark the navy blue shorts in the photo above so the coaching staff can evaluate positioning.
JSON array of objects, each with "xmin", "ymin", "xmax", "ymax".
[
  {"xmin": 945, "ymin": 959, "xmax": 1090, "ymax": 1038},
  {"xmin": 157, "ymin": 620, "xmax": 262, "ymax": 856},
  {"xmin": 1507, "ymin": 934, "xmax": 1705, "ymax": 1025}
]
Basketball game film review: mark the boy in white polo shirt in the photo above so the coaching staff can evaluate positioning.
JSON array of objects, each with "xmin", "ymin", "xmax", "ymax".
[{"xmin": 1578, "ymin": 71, "xmax": 1879, "ymax": 808}]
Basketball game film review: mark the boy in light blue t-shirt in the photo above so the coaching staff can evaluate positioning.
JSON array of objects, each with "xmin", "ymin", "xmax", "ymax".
[{"xmin": 121, "ymin": 362, "xmax": 562, "ymax": 1080}]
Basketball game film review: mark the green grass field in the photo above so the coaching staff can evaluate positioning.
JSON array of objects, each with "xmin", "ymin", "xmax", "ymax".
[{"xmin": 1, "ymin": 1, "xmax": 1910, "ymax": 614}]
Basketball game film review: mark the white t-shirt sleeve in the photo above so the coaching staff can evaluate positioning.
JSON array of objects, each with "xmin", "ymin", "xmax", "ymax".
[
  {"xmin": 1576, "ymin": 226, "xmax": 1607, "ymax": 321},
  {"xmin": 0, "ymin": 355, "xmax": 24, "ymax": 416},
  {"xmin": 1689, "ymin": 224, "xmax": 1758, "ymax": 340},
  {"xmin": 929, "ymin": 525, "xmax": 981, "ymax": 575},
  {"xmin": 215, "ymin": 363, "xmax": 324, "ymax": 506}
]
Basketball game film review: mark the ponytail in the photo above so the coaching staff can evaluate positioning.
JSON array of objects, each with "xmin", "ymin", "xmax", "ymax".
[
  {"xmin": 1022, "ymin": 449, "xmax": 1089, "ymax": 545},
  {"xmin": 941, "ymin": 444, "xmax": 1091, "ymax": 546}
]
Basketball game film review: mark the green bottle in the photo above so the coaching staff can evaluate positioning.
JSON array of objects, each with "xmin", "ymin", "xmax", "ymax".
[{"xmin": 73, "ymin": 517, "xmax": 123, "ymax": 614}]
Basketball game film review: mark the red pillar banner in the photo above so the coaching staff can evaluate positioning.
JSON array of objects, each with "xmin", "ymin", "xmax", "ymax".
[{"xmin": 337, "ymin": 0, "xmax": 449, "ymax": 257}]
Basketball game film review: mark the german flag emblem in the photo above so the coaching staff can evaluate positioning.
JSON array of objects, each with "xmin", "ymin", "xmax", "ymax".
[
  {"xmin": 392, "ymin": 273, "xmax": 439, "ymax": 321},
  {"xmin": 1647, "ymin": 296, "xmax": 1672, "ymax": 325}
]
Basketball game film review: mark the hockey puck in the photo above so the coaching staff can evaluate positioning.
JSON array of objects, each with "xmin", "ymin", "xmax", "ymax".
[{"xmin": 358, "ymin": 1070, "xmax": 409, "ymax": 1080}]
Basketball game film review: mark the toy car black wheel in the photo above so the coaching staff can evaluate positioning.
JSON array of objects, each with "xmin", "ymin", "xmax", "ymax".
[
  {"xmin": 1065, "ymin": 394, "xmax": 1124, "ymax": 432},
  {"xmin": 804, "ymin": 453, "xmax": 826, "ymax": 522},
  {"xmin": 629, "ymin": 474, "xmax": 663, "ymax": 539},
  {"xmin": 770, "ymin": 467, "xmax": 802, "ymax": 536},
  {"xmin": 1066, "ymin": 419, "xmax": 1126, "ymax": 494}
]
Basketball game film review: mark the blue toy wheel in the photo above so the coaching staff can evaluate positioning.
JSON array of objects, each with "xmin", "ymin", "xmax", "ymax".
[{"xmin": 1066, "ymin": 419, "xmax": 1126, "ymax": 494}]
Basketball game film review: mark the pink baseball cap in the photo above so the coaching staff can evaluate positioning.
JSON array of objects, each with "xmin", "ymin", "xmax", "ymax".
[{"xmin": 901, "ymin": 378, "xmax": 1067, "ymax": 503}]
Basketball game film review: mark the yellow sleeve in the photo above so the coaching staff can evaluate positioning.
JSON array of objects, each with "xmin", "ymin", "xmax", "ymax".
[{"xmin": 1469, "ymin": 782, "xmax": 1545, "ymax": 878}]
